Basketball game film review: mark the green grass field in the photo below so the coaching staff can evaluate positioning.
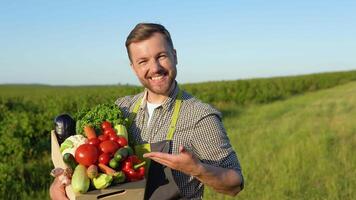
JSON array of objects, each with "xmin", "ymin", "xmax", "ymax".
[
  {"xmin": 204, "ymin": 81, "xmax": 356, "ymax": 199},
  {"xmin": 1, "ymin": 72, "xmax": 355, "ymax": 199}
]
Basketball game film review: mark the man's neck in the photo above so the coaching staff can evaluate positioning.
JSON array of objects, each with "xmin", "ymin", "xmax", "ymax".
[{"xmin": 146, "ymin": 82, "xmax": 176, "ymax": 104}]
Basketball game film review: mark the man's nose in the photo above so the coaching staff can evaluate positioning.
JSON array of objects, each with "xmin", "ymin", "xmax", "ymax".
[{"xmin": 149, "ymin": 59, "xmax": 163, "ymax": 72}]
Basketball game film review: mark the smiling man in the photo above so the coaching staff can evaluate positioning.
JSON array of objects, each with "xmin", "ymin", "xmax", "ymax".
[
  {"xmin": 126, "ymin": 29, "xmax": 178, "ymax": 104},
  {"xmin": 50, "ymin": 23, "xmax": 244, "ymax": 200}
]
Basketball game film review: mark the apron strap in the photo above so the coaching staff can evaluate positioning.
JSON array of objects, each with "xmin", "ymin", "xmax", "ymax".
[
  {"xmin": 128, "ymin": 89, "xmax": 183, "ymax": 144},
  {"xmin": 166, "ymin": 90, "xmax": 183, "ymax": 140},
  {"xmin": 128, "ymin": 97, "xmax": 142, "ymax": 128},
  {"xmin": 127, "ymin": 97, "xmax": 142, "ymax": 146}
]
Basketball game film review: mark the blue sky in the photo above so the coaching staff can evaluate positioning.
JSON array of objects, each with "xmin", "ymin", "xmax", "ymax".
[{"xmin": 0, "ymin": 0, "xmax": 355, "ymax": 85}]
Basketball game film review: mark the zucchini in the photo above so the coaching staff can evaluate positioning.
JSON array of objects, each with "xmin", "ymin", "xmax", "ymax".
[
  {"xmin": 72, "ymin": 164, "xmax": 90, "ymax": 194},
  {"xmin": 63, "ymin": 153, "xmax": 78, "ymax": 170}
]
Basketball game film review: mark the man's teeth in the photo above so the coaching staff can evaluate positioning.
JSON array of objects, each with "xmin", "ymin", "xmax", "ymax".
[{"xmin": 151, "ymin": 75, "xmax": 164, "ymax": 80}]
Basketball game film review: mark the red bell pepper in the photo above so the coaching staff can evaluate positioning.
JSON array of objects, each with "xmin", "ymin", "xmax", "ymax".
[{"xmin": 122, "ymin": 155, "xmax": 146, "ymax": 181}]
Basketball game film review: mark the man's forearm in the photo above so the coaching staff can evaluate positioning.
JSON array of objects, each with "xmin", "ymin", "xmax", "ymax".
[{"xmin": 193, "ymin": 163, "xmax": 243, "ymax": 196}]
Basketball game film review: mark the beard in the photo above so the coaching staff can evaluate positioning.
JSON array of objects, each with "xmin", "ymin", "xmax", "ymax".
[{"xmin": 139, "ymin": 68, "xmax": 177, "ymax": 96}]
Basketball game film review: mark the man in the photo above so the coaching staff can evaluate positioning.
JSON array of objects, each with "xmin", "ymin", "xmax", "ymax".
[{"xmin": 50, "ymin": 23, "xmax": 244, "ymax": 200}]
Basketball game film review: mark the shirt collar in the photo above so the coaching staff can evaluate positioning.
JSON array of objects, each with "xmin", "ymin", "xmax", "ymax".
[{"xmin": 139, "ymin": 81, "xmax": 179, "ymax": 111}]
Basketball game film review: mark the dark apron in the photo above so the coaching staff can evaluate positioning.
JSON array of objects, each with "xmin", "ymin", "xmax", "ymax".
[{"xmin": 128, "ymin": 90, "xmax": 183, "ymax": 200}]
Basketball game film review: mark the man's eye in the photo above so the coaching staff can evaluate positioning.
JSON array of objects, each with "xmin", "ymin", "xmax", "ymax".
[
  {"xmin": 138, "ymin": 61, "xmax": 147, "ymax": 65},
  {"xmin": 158, "ymin": 55, "xmax": 166, "ymax": 60}
]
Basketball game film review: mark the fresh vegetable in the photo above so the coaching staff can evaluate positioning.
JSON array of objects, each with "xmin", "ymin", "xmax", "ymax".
[
  {"xmin": 72, "ymin": 164, "xmax": 90, "ymax": 194},
  {"xmin": 87, "ymin": 165, "xmax": 98, "ymax": 179},
  {"xmin": 112, "ymin": 171, "xmax": 126, "ymax": 184},
  {"xmin": 116, "ymin": 136, "xmax": 128, "ymax": 147},
  {"xmin": 84, "ymin": 125, "xmax": 97, "ymax": 139},
  {"xmin": 133, "ymin": 161, "xmax": 146, "ymax": 170},
  {"xmin": 101, "ymin": 121, "xmax": 112, "ymax": 130},
  {"xmin": 99, "ymin": 140, "xmax": 119, "ymax": 154},
  {"xmin": 93, "ymin": 173, "xmax": 113, "ymax": 189},
  {"xmin": 123, "ymin": 168, "xmax": 141, "ymax": 182},
  {"xmin": 60, "ymin": 135, "xmax": 88, "ymax": 156},
  {"xmin": 98, "ymin": 153, "xmax": 111, "ymax": 165},
  {"xmin": 114, "ymin": 124, "xmax": 128, "ymax": 140},
  {"xmin": 63, "ymin": 153, "xmax": 78, "ymax": 170},
  {"xmin": 75, "ymin": 104, "xmax": 126, "ymax": 135},
  {"xmin": 138, "ymin": 166, "xmax": 145, "ymax": 178},
  {"xmin": 54, "ymin": 114, "xmax": 76, "ymax": 144},
  {"xmin": 127, "ymin": 155, "xmax": 141, "ymax": 164},
  {"xmin": 114, "ymin": 147, "xmax": 129, "ymax": 162},
  {"xmin": 75, "ymin": 144, "xmax": 99, "ymax": 167},
  {"xmin": 125, "ymin": 146, "xmax": 134, "ymax": 156},
  {"xmin": 104, "ymin": 128, "xmax": 116, "ymax": 136},
  {"xmin": 60, "ymin": 140, "xmax": 73, "ymax": 153},
  {"xmin": 109, "ymin": 158, "xmax": 120, "ymax": 169},
  {"xmin": 98, "ymin": 134, "xmax": 109, "ymax": 142},
  {"xmin": 54, "ymin": 106, "xmax": 144, "ymax": 195},
  {"xmin": 122, "ymin": 156, "xmax": 146, "ymax": 181},
  {"xmin": 88, "ymin": 138, "xmax": 101, "ymax": 147},
  {"xmin": 109, "ymin": 134, "xmax": 119, "ymax": 142},
  {"xmin": 98, "ymin": 163, "xmax": 116, "ymax": 175}
]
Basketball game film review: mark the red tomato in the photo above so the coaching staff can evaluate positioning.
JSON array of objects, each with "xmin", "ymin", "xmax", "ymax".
[
  {"xmin": 88, "ymin": 138, "xmax": 101, "ymax": 147},
  {"xmin": 98, "ymin": 134, "xmax": 109, "ymax": 142},
  {"xmin": 104, "ymin": 128, "xmax": 116, "ymax": 136},
  {"xmin": 101, "ymin": 121, "xmax": 112, "ymax": 130},
  {"xmin": 99, "ymin": 140, "xmax": 119, "ymax": 154},
  {"xmin": 98, "ymin": 153, "xmax": 111, "ymax": 165},
  {"xmin": 75, "ymin": 144, "xmax": 98, "ymax": 167},
  {"xmin": 116, "ymin": 136, "xmax": 128, "ymax": 147},
  {"xmin": 109, "ymin": 134, "xmax": 119, "ymax": 142}
]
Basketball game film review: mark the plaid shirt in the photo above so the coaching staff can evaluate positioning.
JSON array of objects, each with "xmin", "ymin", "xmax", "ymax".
[{"xmin": 115, "ymin": 83, "xmax": 243, "ymax": 199}]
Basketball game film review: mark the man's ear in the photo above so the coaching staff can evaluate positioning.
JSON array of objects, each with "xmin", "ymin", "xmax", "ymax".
[{"xmin": 173, "ymin": 49, "xmax": 178, "ymax": 65}]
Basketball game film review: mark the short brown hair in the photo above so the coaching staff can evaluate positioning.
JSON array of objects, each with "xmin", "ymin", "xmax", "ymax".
[{"xmin": 125, "ymin": 23, "xmax": 174, "ymax": 61}]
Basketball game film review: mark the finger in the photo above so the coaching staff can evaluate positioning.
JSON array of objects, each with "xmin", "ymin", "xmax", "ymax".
[
  {"xmin": 59, "ymin": 174, "xmax": 71, "ymax": 186},
  {"xmin": 144, "ymin": 152, "xmax": 174, "ymax": 159},
  {"xmin": 179, "ymin": 145, "xmax": 186, "ymax": 153},
  {"xmin": 50, "ymin": 177, "xmax": 69, "ymax": 200},
  {"xmin": 52, "ymin": 176, "xmax": 66, "ymax": 189},
  {"xmin": 50, "ymin": 168, "xmax": 64, "ymax": 177},
  {"xmin": 150, "ymin": 157, "xmax": 174, "ymax": 168},
  {"xmin": 143, "ymin": 152, "xmax": 166, "ymax": 158},
  {"xmin": 142, "ymin": 153, "xmax": 151, "ymax": 158}
]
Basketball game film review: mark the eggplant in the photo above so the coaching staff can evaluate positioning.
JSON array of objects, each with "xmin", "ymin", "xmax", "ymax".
[{"xmin": 54, "ymin": 114, "xmax": 76, "ymax": 144}]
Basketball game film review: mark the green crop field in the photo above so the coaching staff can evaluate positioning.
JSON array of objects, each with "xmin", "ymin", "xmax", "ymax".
[
  {"xmin": 0, "ymin": 71, "xmax": 355, "ymax": 199},
  {"xmin": 204, "ymin": 81, "xmax": 356, "ymax": 200}
]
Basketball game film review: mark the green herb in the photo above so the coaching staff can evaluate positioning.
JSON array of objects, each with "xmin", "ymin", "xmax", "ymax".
[{"xmin": 75, "ymin": 104, "xmax": 128, "ymax": 135}]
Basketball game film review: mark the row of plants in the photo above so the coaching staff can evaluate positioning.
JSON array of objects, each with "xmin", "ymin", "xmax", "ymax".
[{"xmin": 182, "ymin": 70, "xmax": 356, "ymax": 104}]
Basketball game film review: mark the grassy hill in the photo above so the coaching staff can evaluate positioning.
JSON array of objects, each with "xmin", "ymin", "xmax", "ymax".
[{"xmin": 205, "ymin": 81, "xmax": 356, "ymax": 199}]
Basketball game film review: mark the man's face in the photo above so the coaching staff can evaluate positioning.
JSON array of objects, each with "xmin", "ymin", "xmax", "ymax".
[{"xmin": 128, "ymin": 33, "xmax": 177, "ymax": 96}]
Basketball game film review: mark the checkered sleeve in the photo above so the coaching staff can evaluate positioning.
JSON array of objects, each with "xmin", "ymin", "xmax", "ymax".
[
  {"xmin": 115, "ymin": 94, "xmax": 142, "ymax": 119},
  {"xmin": 189, "ymin": 104, "xmax": 244, "ymax": 187},
  {"xmin": 115, "ymin": 96, "xmax": 131, "ymax": 119}
]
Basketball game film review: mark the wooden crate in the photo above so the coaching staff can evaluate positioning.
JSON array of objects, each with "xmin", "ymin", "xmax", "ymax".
[{"xmin": 51, "ymin": 131, "xmax": 146, "ymax": 200}]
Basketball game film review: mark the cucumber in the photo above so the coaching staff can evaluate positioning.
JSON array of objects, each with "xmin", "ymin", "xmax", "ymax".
[
  {"xmin": 63, "ymin": 153, "xmax": 78, "ymax": 170},
  {"xmin": 72, "ymin": 164, "xmax": 90, "ymax": 194},
  {"xmin": 114, "ymin": 147, "xmax": 129, "ymax": 162},
  {"xmin": 125, "ymin": 146, "xmax": 134, "ymax": 156}
]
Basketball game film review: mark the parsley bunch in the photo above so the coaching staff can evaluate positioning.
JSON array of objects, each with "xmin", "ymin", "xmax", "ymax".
[{"xmin": 75, "ymin": 104, "xmax": 128, "ymax": 135}]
